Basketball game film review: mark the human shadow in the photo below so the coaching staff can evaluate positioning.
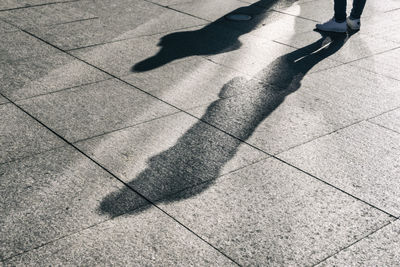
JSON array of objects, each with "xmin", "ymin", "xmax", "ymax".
[
  {"xmin": 100, "ymin": 30, "xmax": 353, "ymax": 217},
  {"xmin": 132, "ymin": 0, "xmax": 299, "ymax": 72}
]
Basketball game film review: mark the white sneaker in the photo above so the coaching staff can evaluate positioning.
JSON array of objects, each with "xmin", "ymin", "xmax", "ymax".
[
  {"xmin": 316, "ymin": 18, "xmax": 347, "ymax": 33},
  {"xmin": 347, "ymin": 17, "xmax": 361, "ymax": 30}
]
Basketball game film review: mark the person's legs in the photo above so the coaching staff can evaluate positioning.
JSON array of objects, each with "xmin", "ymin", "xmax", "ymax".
[
  {"xmin": 350, "ymin": 0, "xmax": 367, "ymax": 19},
  {"xmin": 334, "ymin": 0, "xmax": 347, "ymax": 22}
]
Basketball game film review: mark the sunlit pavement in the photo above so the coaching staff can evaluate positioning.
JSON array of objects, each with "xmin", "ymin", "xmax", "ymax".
[{"xmin": 1, "ymin": 0, "xmax": 400, "ymax": 265}]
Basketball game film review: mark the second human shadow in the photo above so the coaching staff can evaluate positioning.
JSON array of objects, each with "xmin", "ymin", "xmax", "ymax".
[{"xmin": 100, "ymin": 31, "xmax": 353, "ymax": 217}]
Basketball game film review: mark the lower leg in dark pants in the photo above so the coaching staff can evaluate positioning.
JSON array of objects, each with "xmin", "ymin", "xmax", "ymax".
[
  {"xmin": 334, "ymin": 0, "xmax": 347, "ymax": 23},
  {"xmin": 350, "ymin": 0, "xmax": 367, "ymax": 19}
]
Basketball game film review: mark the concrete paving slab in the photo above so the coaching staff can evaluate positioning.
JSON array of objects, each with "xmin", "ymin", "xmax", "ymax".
[
  {"xmin": 0, "ymin": 0, "xmax": 72, "ymax": 10},
  {"xmin": 122, "ymin": 56, "xmax": 252, "ymax": 110},
  {"xmin": 0, "ymin": 20, "xmax": 18, "ymax": 33},
  {"xmin": 0, "ymin": 95, "xmax": 9, "ymax": 105},
  {"xmin": 76, "ymin": 112, "xmax": 267, "ymax": 212},
  {"xmin": 0, "ymin": 103, "xmax": 65, "ymax": 164},
  {"xmin": 361, "ymin": 9, "xmax": 400, "ymax": 44},
  {"xmin": 240, "ymin": 0, "xmax": 314, "ymax": 9},
  {"xmin": 153, "ymin": 157, "xmax": 393, "ymax": 266},
  {"xmin": 188, "ymin": 86, "xmax": 360, "ymax": 155},
  {"xmin": 0, "ymin": 52, "xmax": 110, "ymax": 101},
  {"xmin": 206, "ymin": 32, "xmax": 340, "ymax": 77},
  {"xmin": 169, "ymin": 0, "xmax": 250, "ymax": 22},
  {"xmin": 72, "ymin": 23, "xmax": 274, "ymax": 76},
  {"xmin": 26, "ymin": 3, "xmax": 206, "ymax": 50},
  {"xmin": 369, "ymin": 108, "xmax": 400, "ymax": 134},
  {"xmin": 317, "ymin": 220, "xmax": 400, "ymax": 266},
  {"xmin": 299, "ymin": 63, "xmax": 400, "ymax": 118},
  {"xmin": 350, "ymin": 47, "xmax": 400, "ymax": 81},
  {"xmin": 16, "ymin": 79, "xmax": 178, "ymax": 142},
  {"xmin": 3, "ymin": 208, "xmax": 234, "ymax": 266},
  {"xmin": 0, "ymin": 31, "xmax": 59, "ymax": 61},
  {"xmin": 0, "ymin": 2, "xmax": 96, "ymax": 28},
  {"xmin": 276, "ymin": 30, "xmax": 400, "ymax": 64},
  {"xmin": 0, "ymin": 146, "xmax": 148, "ymax": 260},
  {"xmin": 279, "ymin": 121, "xmax": 400, "ymax": 216},
  {"xmin": 277, "ymin": 0, "xmax": 400, "ymax": 22}
]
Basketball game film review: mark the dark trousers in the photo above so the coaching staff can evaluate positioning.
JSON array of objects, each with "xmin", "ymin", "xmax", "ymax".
[{"xmin": 334, "ymin": 0, "xmax": 367, "ymax": 22}]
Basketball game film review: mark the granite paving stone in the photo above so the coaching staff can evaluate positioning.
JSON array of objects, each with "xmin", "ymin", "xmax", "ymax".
[
  {"xmin": 0, "ymin": 95, "xmax": 9, "ymax": 105},
  {"xmin": 299, "ymin": 64, "xmax": 400, "ymax": 119},
  {"xmin": 169, "ymin": 0, "xmax": 251, "ymax": 22},
  {"xmin": 0, "ymin": 146, "xmax": 148, "ymax": 260},
  {"xmin": 361, "ymin": 9, "xmax": 400, "ymax": 44},
  {"xmin": 0, "ymin": 31, "xmax": 59, "ymax": 61},
  {"xmin": 75, "ymin": 112, "xmax": 268, "ymax": 211},
  {"xmin": 122, "ymin": 56, "xmax": 253, "ymax": 110},
  {"xmin": 3, "ymin": 208, "xmax": 234, "ymax": 266},
  {"xmin": 71, "ymin": 23, "xmax": 272, "ymax": 77},
  {"xmin": 350, "ymin": 47, "xmax": 400, "ymax": 81},
  {"xmin": 15, "ymin": 79, "xmax": 178, "ymax": 142},
  {"xmin": 206, "ymin": 33, "xmax": 340, "ymax": 77},
  {"xmin": 277, "ymin": 0, "xmax": 400, "ymax": 22},
  {"xmin": 369, "ymin": 108, "xmax": 400, "ymax": 134},
  {"xmin": 0, "ymin": 20, "xmax": 18, "ymax": 33},
  {"xmin": 0, "ymin": 103, "xmax": 65, "ymax": 164},
  {"xmin": 188, "ymin": 87, "xmax": 360, "ymax": 155},
  {"xmin": 25, "ymin": 2, "xmax": 206, "ymax": 50},
  {"xmin": 0, "ymin": 52, "xmax": 110, "ymax": 101},
  {"xmin": 275, "ymin": 30, "xmax": 400, "ymax": 64},
  {"xmin": 317, "ymin": 220, "xmax": 400, "ymax": 266},
  {"xmin": 279, "ymin": 121, "xmax": 400, "ymax": 216},
  {"xmin": 152, "ymin": 158, "xmax": 393, "ymax": 266},
  {"xmin": 0, "ymin": 2, "xmax": 96, "ymax": 28},
  {"xmin": 0, "ymin": 0, "xmax": 73, "ymax": 10},
  {"xmin": 240, "ymin": 0, "xmax": 315, "ymax": 9}
]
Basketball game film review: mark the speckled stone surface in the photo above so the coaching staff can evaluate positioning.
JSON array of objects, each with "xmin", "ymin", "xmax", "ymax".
[
  {"xmin": 0, "ymin": 2, "xmax": 96, "ymax": 28},
  {"xmin": 279, "ymin": 121, "xmax": 400, "ymax": 216},
  {"xmin": 122, "ymin": 56, "xmax": 251, "ymax": 110},
  {"xmin": 156, "ymin": 157, "xmax": 392, "ymax": 266},
  {"xmin": 0, "ymin": 103, "xmax": 65, "ymax": 164},
  {"xmin": 0, "ymin": 146, "xmax": 148, "ymax": 260},
  {"xmin": 0, "ymin": 31, "xmax": 58, "ymax": 61},
  {"xmin": 0, "ymin": 95, "xmax": 9, "ymax": 105},
  {"xmin": 0, "ymin": 20, "xmax": 17, "ymax": 33},
  {"xmin": 24, "ymin": 1, "xmax": 206, "ymax": 50},
  {"xmin": 75, "ymin": 112, "xmax": 268, "ymax": 213},
  {"xmin": 299, "ymin": 64, "xmax": 400, "ymax": 118},
  {"xmin": 276, "ymin": 30, "xmax": 400, "ymax": 64},
  {"xmin": 0, "ymin": 52, "xmax": 110, "ymax": 101},
  {"xmin": 361, "ymin": 9, "xmax": 400, "ymax": 44},
  {"xmin": 350, "ymin": 47, "xmax": 400, "ymax": 81},
  {"xmin": 15, "ymin": 79, "xmax": 178, "ymax": 142},
  {"xmin": 3, "ymin": 208, "xmax": 235, "ymax": 266},
  {"xmin": 0, "ymin": 0, "xmax": 70, "ymax": 10},
  {"xmin": 369, "ymin": 108, "xmax": 400, "ymax": 134},
  {"xmin": 317, "ymin": 220, "xmax": 400, "ymax": 266}
]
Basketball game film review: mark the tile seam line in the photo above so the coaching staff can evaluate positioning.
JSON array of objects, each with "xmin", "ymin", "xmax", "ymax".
[
  {"xmin": 0, "ymin": 91, "xmax": 241, "ymax": 267},
  {"xmin": 312, "ymin": 219, "xmax": 398, "ymax": 266},
  {"xmin": 0, "ymin": 0, "xmax": 81, "ymax": 12},
  {"xmin": 367, "ymin": 120, "xmax": 400, "ymax": 136}
]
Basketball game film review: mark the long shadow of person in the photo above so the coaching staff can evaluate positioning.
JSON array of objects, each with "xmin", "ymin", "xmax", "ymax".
[
  {"xmin": 132, "ymin": 0, "xmax": 299, "ymax": 72},
  {"xmin": 100, "ymin": 30, "xmax": 354, "ymax": 217}
]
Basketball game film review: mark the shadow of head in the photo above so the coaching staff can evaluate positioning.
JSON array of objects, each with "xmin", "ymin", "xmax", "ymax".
[
  {"xmin": 132, "ymin": 0, "xmax": 302, "ymax": 72},
  {"xmin": 101, "ymin": 29, "xmax": 354, "ymax": 219}
]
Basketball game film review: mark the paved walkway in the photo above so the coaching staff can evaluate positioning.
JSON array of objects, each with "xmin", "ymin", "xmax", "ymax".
[{"xmin": 1, "ymin": 0, "xmax": 400, "ymax": 265}]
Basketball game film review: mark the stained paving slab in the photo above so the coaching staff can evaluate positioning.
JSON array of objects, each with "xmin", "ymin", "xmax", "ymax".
[{"xmin": 2, "ymin": 0, "xmax": 400, "ymax": 265}]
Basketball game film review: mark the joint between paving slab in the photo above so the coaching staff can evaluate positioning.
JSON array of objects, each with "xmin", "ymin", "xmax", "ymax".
[
  {"xmin": 367, "ymin": 120, "xmax": 400, "ymax": 136},
  {"xmin": 312, "ymin": 219, "xmax": 398, "ymax": 266}
]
